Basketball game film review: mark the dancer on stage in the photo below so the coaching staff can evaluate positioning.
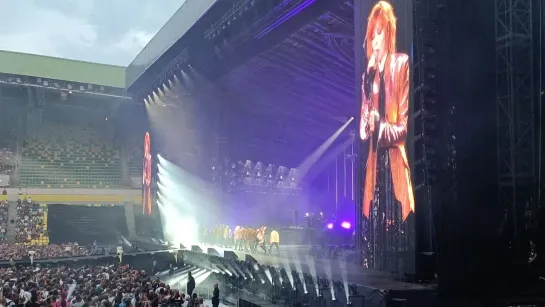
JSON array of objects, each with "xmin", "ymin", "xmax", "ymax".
[{"xmin": 360, "ymin": 0, "xmax": 414, "ymax": 272}]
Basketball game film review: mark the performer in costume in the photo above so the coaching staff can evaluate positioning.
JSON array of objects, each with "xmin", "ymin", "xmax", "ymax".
[{"xmin": 360, "ymin": 1, "xmax": 414, "ymax": 272}]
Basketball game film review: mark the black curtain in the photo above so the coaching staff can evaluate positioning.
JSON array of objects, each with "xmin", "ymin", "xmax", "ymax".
[{"xmin": 48, "ymin": 204, "xmax": 128, "ymax": 245}]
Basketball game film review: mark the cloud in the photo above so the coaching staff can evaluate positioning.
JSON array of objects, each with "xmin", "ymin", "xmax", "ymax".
[
  {"xmin": 112, "ymin": 30, "xmax": 155, "ymax": 52},
  {"xmin": 0, "ymin": 2, "xmax": 98, "ymax": 58},
  {"xmin": 0, "ymin": 0, "xmax": 181, "ymax": 66}
]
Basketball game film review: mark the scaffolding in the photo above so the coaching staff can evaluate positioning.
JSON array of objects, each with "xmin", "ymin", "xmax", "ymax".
[
  {"xmin": 495, "ymin": 0, "xmax": 535, "ymax": 252},
  {"xmin": 413, "ymin": 0, "xmax": 451, "ymax": 279}
]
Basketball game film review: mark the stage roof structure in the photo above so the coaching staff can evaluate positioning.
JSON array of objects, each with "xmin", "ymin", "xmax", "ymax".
[{"xmin": 128, "ymin": 0, "xmax": 355, "ymax": 165}]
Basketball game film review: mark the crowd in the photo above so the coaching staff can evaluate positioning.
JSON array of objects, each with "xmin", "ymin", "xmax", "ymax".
[
  {"xmin": 0, "ymin": 147, "xmax": 15, "ymax": 175},
  {"xmin": 0, "ymin": 262, "xmax": 217, "ymax": 307},
  {"xmin": 15, "ymin": 198, "xmax": 48, "ymax": 243},
  {"xmin": 200, "ymin": 225, "xmax": 279, "ymax": 255},
  {"xmin": 0, "ymin": 200, "xmax": 8, "ymax": 241},
  {"xmin": 0, "ymin": 243, "xmax": 90, "ymax": 261}
]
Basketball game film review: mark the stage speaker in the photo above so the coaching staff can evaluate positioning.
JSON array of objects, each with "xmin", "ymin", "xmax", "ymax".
[
  {"xmin": 245, "ymin": 254, "xmax": 257, "ymax": 263},
  {"xmin": 191, "ymin": 245, "xmax": 203, "ymax": 253},
  {"xmin": 416, "ymin": 252, "xmax": 436, "ymax": 282},
  {"xmin": 224, "ymin": 250, "xmax": 238, "ymax": 260},
  {"xmin": 207, "ymin": 248, "xmax": 220, "ymax": 257}
]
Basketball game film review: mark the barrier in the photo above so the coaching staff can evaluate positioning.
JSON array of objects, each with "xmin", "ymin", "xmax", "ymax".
[{"xmin": 0, "ymin": 248, "xmax": 181, "ymax": 267}]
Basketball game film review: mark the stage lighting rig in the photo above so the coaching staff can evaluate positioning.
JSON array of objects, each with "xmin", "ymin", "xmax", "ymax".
[
  {"xmin": 204, "ymin": 0, "xmax": 256, "ymax": 39},
  {"xmin": 265, "ymin": 164, "xmax": 274, "ymax": 179},
  {"xmin": 276, "ymin": 166, "xmax": 288, "ymax": 181},
  {"xmin": 243, "ymin": 160, "xmax": 254, "ymax": 176},
  {"xmin": 303, "ymin": 273, "xmax": 314, "ymax": 285},
  {"xmin": 333, "ymin": 280, "xmax": 344, "ymax": 292},
  {"xmin": 253, "ymin": 162, "xmax": 266, "ymax": 185},
  {"xmin": 317, "ymin": 276, "xmax": 329, "ymax": 288}
]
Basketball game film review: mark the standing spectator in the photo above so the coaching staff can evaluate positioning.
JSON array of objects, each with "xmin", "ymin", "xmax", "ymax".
[
  {"xmin": 211, "ymin": 283, "xmax": 219, "ymax": 307},
  {"xmin": 186, "ymin": 272, "xmax": 195, "ymax": 296}
]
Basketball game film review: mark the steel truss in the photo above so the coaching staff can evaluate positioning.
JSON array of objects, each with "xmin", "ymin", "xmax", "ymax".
[
  {"xmin": 495, "ymin": 0, "xmax": 536, "ymax": 249},
  {"xmin": 413, "ymin": 0, "xmax": 451, "ymax": 278}
]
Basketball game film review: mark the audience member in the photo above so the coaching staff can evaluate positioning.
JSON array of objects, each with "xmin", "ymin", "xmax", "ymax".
[
  {"xmin": 0, "ymin": 243, "xmax": 90, "ymax": 260},
  {"xmin": 0, "ymin": 200, "xmax": 7, "ymax": 241},
  {"xmin": 15, "ymin": 198, "xmax": 46, "ymax": 243},
  {"xmin": 0, "ymin": 264, "xmax": 205, "ymax": 307}
]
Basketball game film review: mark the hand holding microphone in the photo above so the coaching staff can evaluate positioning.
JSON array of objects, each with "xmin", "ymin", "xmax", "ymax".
[
  {"xmin": 367, "ymin": 51, "xmax": 378, "ymax": 73},
  {"xmin": 368, "ymin": 109, "xmax": 379, "ymax": 132}
]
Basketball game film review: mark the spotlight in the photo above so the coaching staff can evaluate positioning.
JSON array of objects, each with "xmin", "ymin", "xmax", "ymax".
[
  {"xmin": 341, "ymin": 221, "xmax": 351, "ymax": 229},
  {"xmin": 326, "ymin": 223, "xmax": 334, "ymax": 229}
]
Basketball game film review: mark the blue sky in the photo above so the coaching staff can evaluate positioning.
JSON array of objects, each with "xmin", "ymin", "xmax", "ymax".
[{"xmin": 0, "ymin": 0, "xmax": 185, "ymax": 66}]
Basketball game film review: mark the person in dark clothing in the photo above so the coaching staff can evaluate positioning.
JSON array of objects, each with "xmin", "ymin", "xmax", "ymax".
[
  {"xmin": 211, "ymin": 283, "xmax": 220, "ymax": 307},
  {"xmin": 186, "ymin": 271, "xmax": 195, "ymax": 296},
  {"xmin": 25, "ymin": 295, "xmax": 40, "ymax": 307}
]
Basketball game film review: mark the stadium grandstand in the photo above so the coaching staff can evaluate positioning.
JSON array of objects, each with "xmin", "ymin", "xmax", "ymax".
[{"xmin": 0, "ymin": 50, "xmax": 144, "ymax": 246}]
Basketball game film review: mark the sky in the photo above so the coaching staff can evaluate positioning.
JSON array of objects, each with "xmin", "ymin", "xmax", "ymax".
[{"xmin": 0, "ymin": 0, "xmax": 185, "ymax": 67}]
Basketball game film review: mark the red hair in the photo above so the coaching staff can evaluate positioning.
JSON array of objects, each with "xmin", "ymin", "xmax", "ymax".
[{"xmin": 365, "ymin": 1, "xmax": 397, "ymax": 59}]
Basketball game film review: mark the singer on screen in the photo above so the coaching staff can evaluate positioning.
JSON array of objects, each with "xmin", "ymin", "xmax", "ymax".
[
  {"xmin": 360, "ymin": 1, "xmax": 414, "ymax": 222},
  {"xmin": 143, "ymin": 132, "xmax": 152, "ymax": 215}
]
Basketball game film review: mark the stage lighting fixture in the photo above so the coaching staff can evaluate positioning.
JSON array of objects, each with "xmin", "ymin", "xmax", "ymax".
[
  {"xmin": 317, "ymin": 277, "xmax": 329, "ymax": 288},
  {"xmin": 243, "ymin": 160, "xmax": 254, "ymax": 176},
  {"xmin": 254, "ymin": 162, "xmax": 263, "ymax": 177},
  {"xmin": 348, "ymin": 284, "xmax": 358, "ymax": 295},
  {"xmin": 341, "ymin": 221, "xmax": 351, "ymax": 229},
  {"xmin": 303, "ymin": 273, "xmax": 314, "ymax": 285},
  {"xmin": 326, "ymin": 223, "xmax": 334, "ymax": 229},
  {"xmin": 277, "ymin": 166, "xmax": 288, "ymax": 180},
  {"xmin": 289, "ymin": 168, "xmax": 298, "ymax": 181},
  {"xmin": 265, "ymin": 164, "xmax": 273, "ymax": 178}
]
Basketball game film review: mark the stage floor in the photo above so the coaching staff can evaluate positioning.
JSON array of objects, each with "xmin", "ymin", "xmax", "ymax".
[{"xmin": 194, "ymin": 244, "xmax": 436, "ymax": 300}]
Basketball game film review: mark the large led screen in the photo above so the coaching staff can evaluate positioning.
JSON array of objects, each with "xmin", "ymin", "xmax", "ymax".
[
  {"xmin": 143, "ymin": 131, "xmax": 152, "ymax": 215},
  {"xmin": 356, "ymin": 0, "xmax": 414, "ymax": 274}
]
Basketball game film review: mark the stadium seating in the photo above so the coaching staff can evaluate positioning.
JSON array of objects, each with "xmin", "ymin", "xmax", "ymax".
[
  {"xmin": 126, "ymin": 136, "xmax": 144, "ymax": 178},
  {"xmin": 20, "ymin": 123, "xmax": 123, "ymax": 188}
]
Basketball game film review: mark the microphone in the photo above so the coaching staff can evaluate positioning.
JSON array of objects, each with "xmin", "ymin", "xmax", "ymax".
[{"xmin": 364, "ymin": 68, "xmax": 376, "ymax": 100}]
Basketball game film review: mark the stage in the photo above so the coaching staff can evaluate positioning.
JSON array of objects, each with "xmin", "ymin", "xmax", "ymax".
[{"xmin": 192, "ymin": 244, "xmax": 437, "ymax": 307}]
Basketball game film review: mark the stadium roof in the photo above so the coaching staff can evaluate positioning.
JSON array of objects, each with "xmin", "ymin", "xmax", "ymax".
[
  {"xmin": 128, "ymin": 0, "xmax": 356, "ymax": 165},
  {"xmin": 0, "ymin": 50, "xmax": 125, "ymax": 88}
]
